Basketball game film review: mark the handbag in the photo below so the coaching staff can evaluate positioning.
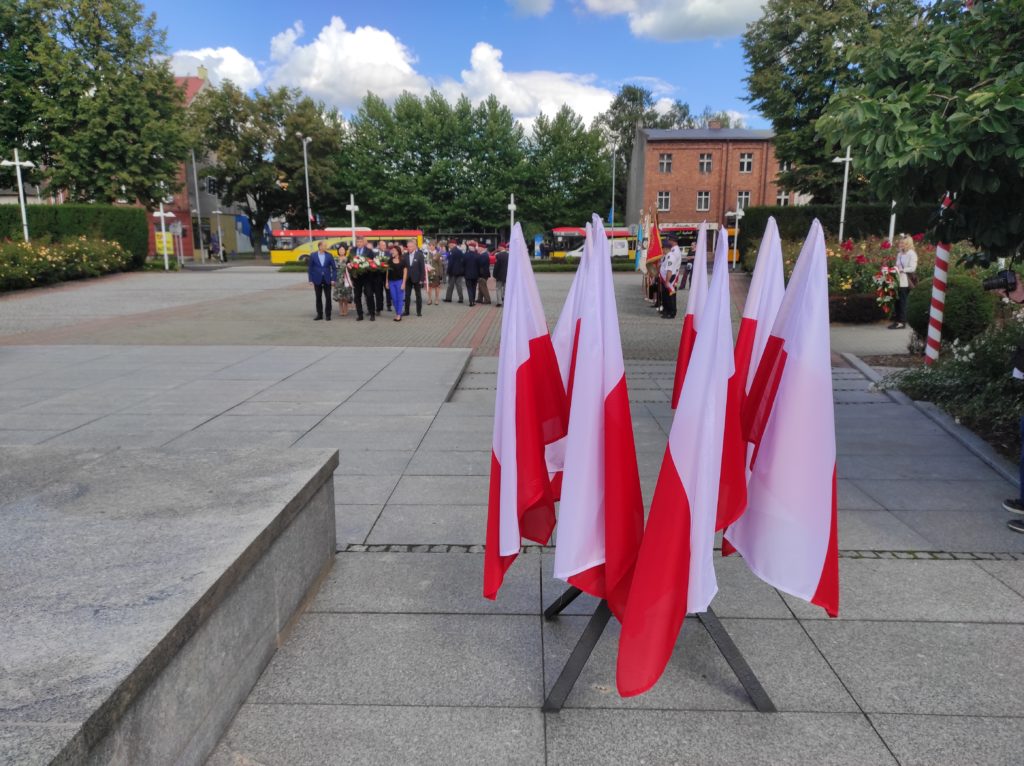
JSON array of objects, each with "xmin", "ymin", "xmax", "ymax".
[{"xmin": 907, "ymin": 273, "xmax": 919, "ymax": 288}]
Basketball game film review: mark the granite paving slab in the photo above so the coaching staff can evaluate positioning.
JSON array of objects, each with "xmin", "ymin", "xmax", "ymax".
[
  {"xmin": 330, "ymin": 474, "xmax": 400, "ymax": 506},
  {"xmin": 366, "ymin": 504, "xmax": 486, "ymax": 545},
  {"xmin": 855, "ymin": 478, "xmax": 1016, "ymax": 512},
  {"xmin": 405, "ymin": 449, "xmax": 491, "ymax": 476},
  {"xmin": 869, "ymin": 713, "xmax": 1024, "ymax": 766},
  {"xmin": 976, "ymin": 560, "xmax": 1024, "ymax": 597},
  {"xmin": 247, "ymin": 613, "xmax": 542, "ymax": 707},
  {"xmin": 834, "ymin": 509, "xmax": 939, "ymax": 550},
  {"xmin": 837, "ymin": 479, "xmax": 885, "ymax": 511},
  {"xmin": 838, "ymin": 453, "xmax": 1004, "ymax": 481},
  {"xmin": 891, "ymin": 509, "xmax": 1024, "ymax": 551},
  {"xmin": 334, "ymin": 504, "xmax": 383, "ymax": 547},
  {"xmin": 389, "ymin": 475, "xmax": 489, "ymax": 505}
]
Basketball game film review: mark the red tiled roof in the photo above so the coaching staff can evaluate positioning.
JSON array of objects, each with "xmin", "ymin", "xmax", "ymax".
[{"xmin": 174, "ymin": 76, "xmax": 207, "ymax": 105}]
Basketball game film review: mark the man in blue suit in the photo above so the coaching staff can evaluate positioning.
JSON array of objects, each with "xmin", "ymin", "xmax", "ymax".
[{"xmin": 307, "ymin": 240, "xmax": 338, "ymax": 321}]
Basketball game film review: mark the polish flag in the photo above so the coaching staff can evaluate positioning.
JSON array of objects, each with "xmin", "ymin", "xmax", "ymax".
[
  {"xmin": 545, "ymin": 224, "xmax": 593, "ymax": 497},
  {"xmin": 553, "ymin": 215, "xmax": 644, "ymax": 621},
  {"xmin": 646, "ymin": 214, "xmax": 664, "ymax": 267},
  {"xmin": 717, "ymin": 217, "xmax": 785, "ymax": 533},
  {"xmin": 723, "ymin": 219, "xmax": 839, "ymax": 617},
  {"xmin": 670, "ymin": 222, "xmax": 710, "ymax": 409},
  {"xmin": 617, "ymin": 233, "xmax": 734, "ymax": 697},
  {"xmin": 484, "ymin": 223, "xmax": 569, "ymax": 600}
]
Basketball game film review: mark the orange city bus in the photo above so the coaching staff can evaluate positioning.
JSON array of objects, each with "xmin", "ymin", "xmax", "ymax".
[
  {"xmin": 269, "ymin": 228, "xmax": 424, "ymax": 264},
  {"xmin": 549, "ymin": 226, "xmax": 636, "ymax": 260}
]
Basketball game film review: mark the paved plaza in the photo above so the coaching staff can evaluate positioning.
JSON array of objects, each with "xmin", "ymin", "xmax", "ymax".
[{"xmin": 1, "ymin": 266, "xmax": 1021, "ymax": 764}]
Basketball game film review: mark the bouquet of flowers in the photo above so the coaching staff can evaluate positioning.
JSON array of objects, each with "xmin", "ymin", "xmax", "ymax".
[
  {"xmin": 347, "ymin": 252, "xmax": 375, "ymax": 276},
  {"xmin": 872, "ymin": 266, "xmax": 899, "ymax": 315}
]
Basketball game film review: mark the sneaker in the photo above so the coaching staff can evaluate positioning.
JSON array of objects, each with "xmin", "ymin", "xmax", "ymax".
[
  {"xmin": 1002, "ymin": 498, "xmax": 1024, "ymax": 515},
  {"xmin": 887, "ymin": 322, "xmax": 899, "ymax": 329},
  {"xmin": 1009, "ymin": 519, "xmax": 1024, "ymax": 534}
]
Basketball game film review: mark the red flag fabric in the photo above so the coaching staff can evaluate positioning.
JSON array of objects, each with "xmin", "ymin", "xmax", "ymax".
[
  {"xmin": 724, "ymin": 219, "xmax": 839, "ymax": 617},
  {"xmin": 484, "ymin": 223, "xmax": 568, "ymax": 600},
  {"xmin": 616, "ymin": 232, "xmax": 734, "ymax": 697},
  {"xmin": 716, "ymin": 216, "xmax": 785, "ymax": 533},
  {"xmin": 670, "ymin": 222, "xmax": 709, "ymax": 409},
  {"xmin": 646, "ymin": 213, "xmax": 664, "ymax": 265},
  {"xmin": 553, "ymin": 215, "xmax": 644, "ymax": 621}
]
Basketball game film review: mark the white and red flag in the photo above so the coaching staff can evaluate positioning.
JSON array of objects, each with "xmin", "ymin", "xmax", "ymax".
[
  {"xmin": 717, "ymin": 217, "xmax": 785, "ymax": 533},
  {"xmin": 553, "ymin": 215, "xmax": 644, "ymax": 621},
  {"xmin": 723, "ymin": 219, "xmax": 839, "ymax": 617},
  {"xmin": 616, "ymin": 230, "xmax": 734, "ymax": 697},
  {"xmin": 670, "ymin": 222, "xmax": 709, "ymax": 409},
  {"xmin": 484, "ymin": 223, "xmax": 569, "ymax": 600},
  {"xmin": 545, "ymin": 224, "xmax": 593, "ymax": 498}
]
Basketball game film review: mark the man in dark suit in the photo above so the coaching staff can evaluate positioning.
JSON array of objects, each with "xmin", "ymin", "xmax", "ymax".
[
  {"xmin": 493, "ymin": 248, "xmax": 509, "ymax": 307},
  {"xmin": 463, "ymin": 240, "xmax": 481, "ymax": 306},
  {"xmin": 307, "ymin": 240, "xmax": 338, "ymax": 321},
  {"xmin": 443, "ymin": 239, "xmax": 465, "ymax": 303},
  {"xmin": 404, "ymin": 239, "xmax": 426, "ymax": 316},
  {"xmin": 476, "ymin": 243, "xmax": 492, "ymax": 305},
  {"xmin": 351, "ymin": 236, "xmax": 376, "ymax": 322}
]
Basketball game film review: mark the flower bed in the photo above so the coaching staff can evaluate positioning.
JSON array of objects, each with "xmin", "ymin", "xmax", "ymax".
[{"xmin": 0, "ymin": 236, "xmax": 133, "ymax": 292}]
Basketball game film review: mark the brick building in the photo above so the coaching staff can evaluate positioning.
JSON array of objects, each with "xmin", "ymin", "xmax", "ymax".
[{"xmin": 625, "ymin": 126, "xmax": 795, "ymax": 229}]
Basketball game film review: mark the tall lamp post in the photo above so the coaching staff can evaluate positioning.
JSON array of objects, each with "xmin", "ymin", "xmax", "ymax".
[
  {"xmin": 2, "ymin": 149, "xmax": 35, "ymax": 242},
  {"xmin": 152, "ymin": 205, "xmax": 176, "ymax": 271},
  {"xmin": 190, "ymin": 149, "xmax": 206, "ymax": 261},
  {"xmin": 832, "ymin": 146, "xmax": 853, "ymax": 243},
  {"xmin": 508, "ymin": 193, "xmax": 516, "ymax": 233},
  {"xmin": 211, "ymin": 209, "xmax": 225, "ymax": 263},
  {"xmin": 297, "ymin": 133, "xmax": 313, "ymax": 246}
]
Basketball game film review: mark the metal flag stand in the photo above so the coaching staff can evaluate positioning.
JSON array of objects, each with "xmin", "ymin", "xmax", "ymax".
[{"xmin": 541, "ymin": 586, "xmax": 778, "ymax": 714}]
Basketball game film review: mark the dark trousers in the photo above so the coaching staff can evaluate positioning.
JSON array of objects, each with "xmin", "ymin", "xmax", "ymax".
[
  {"xmin": 1019, "ymin": 416, "xmax": 1024, "ymax": 501},
  {"xmin": 478, "ymin": 278, "xmax": 491, "ymax": 304},
  {"xmin": 445, "ymin": 275, "xmax": 465, "ymax": 302},
  {"xmin": 314, "ymin": 281, "xmax": 331, "ymax": 318},
  {"xmin": 466, "ymin": 278, "xmax": 478, "ymax": 305},
  {"xmin": 405, "ymin": 282, "xmax": 422, "ymax": 315},
  {"xmin": 373, "ymin": 272, "xmax": 387, "ymax": 312},
  {"xmin": 353, "ymin": 277, "xmax": 375, "ymax": 319},
  {"xmin": 895, "ymin": 286, "xmax": 910, "ymax": 323},
  {"xmin": 661, "ymin": 280, "xmax": 677, "ymax": 318}
]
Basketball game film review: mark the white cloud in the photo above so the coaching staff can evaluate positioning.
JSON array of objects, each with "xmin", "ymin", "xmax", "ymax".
[
  {"xmin": 508, "ymin": 0, "xmax": 555, "ymax": 16},
  {"xmin": 266, "ymin": 16, "xmax": 429, "ymax": 106},
  {"xmin": 169, "ymin": 47, "xmax": 262, "ymax": 89},
  {"xmin": 441, "ymin": 42, "xmax": 614, "ymax": 126},
  {"xmin": 581, "ymin": 0, "xmax": 765, "ymax": 40}
]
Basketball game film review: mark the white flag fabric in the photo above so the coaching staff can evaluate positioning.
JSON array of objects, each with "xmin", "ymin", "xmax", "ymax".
[
  {"xmin": 553, "ymin": 215, "xmax": 644, "ymax": 620},
  {"xmin": 724, "ymin": 219, "xmax": 839, "ymax": 616},
  {"xmin": 484, "ymin": 223, "xmax": 568, "ymax": 599},
  {"xmin": 671, "ymin": 221, "xmax": 709, "ymax": 409},
  {"xmin": 617, "ymin": 224, "xmax": 734, "ymax": 696}
]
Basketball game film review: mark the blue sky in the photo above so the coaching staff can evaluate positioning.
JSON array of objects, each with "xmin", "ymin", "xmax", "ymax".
[{"xmin": 148, "ymin": 0, "xmax": 768, "ymax": 128}]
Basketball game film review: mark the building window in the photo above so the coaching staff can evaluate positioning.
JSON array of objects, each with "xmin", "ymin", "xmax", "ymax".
[
  {"xmin": 739, "ymin": 153, "xmax": 753, "ymax": 173},
  {"xmin": 205, "ymin": 176, "xmax": 219, "ymax": 196},
  {"xmin": 658, "ymin": 153, "xmax": 673, "ymax": 173},
  {"xmin": 698, "ymin": 153, "xmax": 712, "ymax": 174},
  {"xmin": 696, "ymin": 191, "xmax": 710, "ymax": 212},
  {"xmin": 657, "ymin": 191, "xmax": 671, "ymax": 212},
  {"xmin": 778, "ymin": 160, "xmax": 791, "ymax": 173},
  {"xmin": 737, "ymin": 191, "xmax": 751, "ymax": 210},
  {"xmin": 776, "ymin": 189, "xmax": 790, "ymax": 207}
]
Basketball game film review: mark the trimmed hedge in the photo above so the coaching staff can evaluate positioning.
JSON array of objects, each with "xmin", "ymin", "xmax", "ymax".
[
  {"xmin": 829, "ymin": 293, "xmax": 885, "ymax": 323},
  {"xmin": 906, "ymin": 274, "xmax": 995, "ymax": 343},
  {"xmin": 0, "ymin": 204, "xmax": 148, "ymax": 268},
  {"xmin": 0, "ymin": 237, "xmax": 134, "ymax": 292},
  {"xmin": 738, "ymin": 204, "xmax": 935, "ymax": 255}
]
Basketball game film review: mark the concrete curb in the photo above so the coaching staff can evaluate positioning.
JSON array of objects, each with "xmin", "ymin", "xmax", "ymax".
[{"xmin": 842, "ymin": 351, "xmax": 1019, "ymax": 489}]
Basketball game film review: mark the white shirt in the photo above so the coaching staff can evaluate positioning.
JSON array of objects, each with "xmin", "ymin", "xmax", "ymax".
[{"xmin": 661, "ymin": 246, "xmax": 682, "ymax": 278}]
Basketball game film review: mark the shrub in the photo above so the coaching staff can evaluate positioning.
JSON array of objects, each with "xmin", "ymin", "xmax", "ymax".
[
  {"xmin": 829, "ymin": 294, "xmax": 885, "ymax": 323},
  {"xmin": 907, "ymin": 274, "xmax": 995, "ymax": 343},
  {"xmin": 0, "ymin": 204, "xmax": 148, "ymax": 268},
  {"xmin": 0, "ymin": 237, "xmax": 133, "ymax": 292}
]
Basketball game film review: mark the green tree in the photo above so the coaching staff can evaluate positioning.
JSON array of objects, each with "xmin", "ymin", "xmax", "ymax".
[
  {"xmin": 0, "ymin": 0, "xmax": 49, "ymax": 188},
  {"xmin": 743, "ymin": 0, "xmax": 921, "ymax": 202},
  {"xmin": 28, "ymin": 0, "xmax": 188, "ymax": 206},
  {"xmin": 817, "ymin": 0, "xmax": 1024, "ymax": 260},
  {"xmin": 278, "ymin": 97, "xmax": 345, "ymax": 229},
  {"xmin": 192, "ymin": 84, "xmax": 296, "ymax": 257}
]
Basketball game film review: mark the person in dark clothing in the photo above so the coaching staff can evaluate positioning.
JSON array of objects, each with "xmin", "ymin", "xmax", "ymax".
[
  {"xmin": 476, "ymin": 244, "xmax": 492, "ymax": 304},
  {"xmin": 444, "ymin": 239, "xmax": 466, "ymax": 303},
  {"xmin": 307, "ymin": 240, "xmax": 338, "ymax": 320},
  {"xmin": 350, "ymin": 237, "xmax": 376, "ymax": 322},
  {"xmin": 493, "ymin": 249, "xmax": 509, "ymax": 306},
  {"xmin": 463, "ymin": 240, "xmax": 481, "ymax": 306},
  {"xmin": 404, "ymin": 239, "xmax": 427, "ymax": 316},
  {"xmin": 372, "ymin": 242, "xmax": 389, "ymax": 314}
]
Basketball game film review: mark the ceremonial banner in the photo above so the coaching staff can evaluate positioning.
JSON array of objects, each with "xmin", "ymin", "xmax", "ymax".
[
  {"xmin": 717, "ymin": 217, "xmax": 785, "ymax": 533},
  {"xmin": 617, "ymin": 232, "xmax": 734, "ymax": 697},
  {"xmin": 724, "ymin": 220, "xmax": 839, "ymax": 617},
  {"xmin": 553, "ymin": 215, "xmax": 644, "ymax": 621},
  {"xmin": 670, "ymin": 221, "xmax": 709, "ymax": 409},
  {"xmin": 484, "ymin": 224, "xmax": 568, "ymax": 600}
]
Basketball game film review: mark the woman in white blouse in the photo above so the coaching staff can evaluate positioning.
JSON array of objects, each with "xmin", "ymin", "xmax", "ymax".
[{"xmin": 890, "ymin": 235, "xmax": 918, "ymax": 329}]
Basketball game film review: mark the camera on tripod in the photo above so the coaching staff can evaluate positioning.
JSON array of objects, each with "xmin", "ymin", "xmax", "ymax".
[{"xmin": 982, "ymin": 269, "xmax": 1018, "ymax": 293}]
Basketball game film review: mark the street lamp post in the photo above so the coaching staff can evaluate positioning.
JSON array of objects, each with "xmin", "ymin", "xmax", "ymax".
[
  {"xmin": 190, "ymin": 149, "xmax": 206, "ymax": 261},
  {"xmin": 1, "ymin": 149, "xmax": 35, "ymax": 242},
  {"xmin": 508, "ymin": 193, "xmax": 516, "ymax": 232},
  {"xmin": 297, "ymin": 133, "xmax": 313, "ymax": 246},
  {"xmin": 152, "ymin": 205, "xmax": 176, "ymax": 271},
  {"xmin": 211, "ymin": 209, "xmax": 225, "ymax": 263},
  {"xmin": 832, "ymin": 146, "xmax": 853, "ymax": 243},
  {"xmin": 346, "ymin": 194, "xmax": 359, "ymax": 246}
]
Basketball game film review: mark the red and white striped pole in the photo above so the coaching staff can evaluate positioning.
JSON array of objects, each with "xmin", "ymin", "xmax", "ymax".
[{"xmin": 924, "ymin": 195, "xmax": 953, "ymax": 365}]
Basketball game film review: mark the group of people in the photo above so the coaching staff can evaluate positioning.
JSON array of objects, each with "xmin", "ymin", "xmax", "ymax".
[
  {"xmin": 645, "ymin": 240, "xmax": 690, "ymax": 319},
  {"xmin": 306, "ymin": 236, "xmax": 509, "ymax": 322}
]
